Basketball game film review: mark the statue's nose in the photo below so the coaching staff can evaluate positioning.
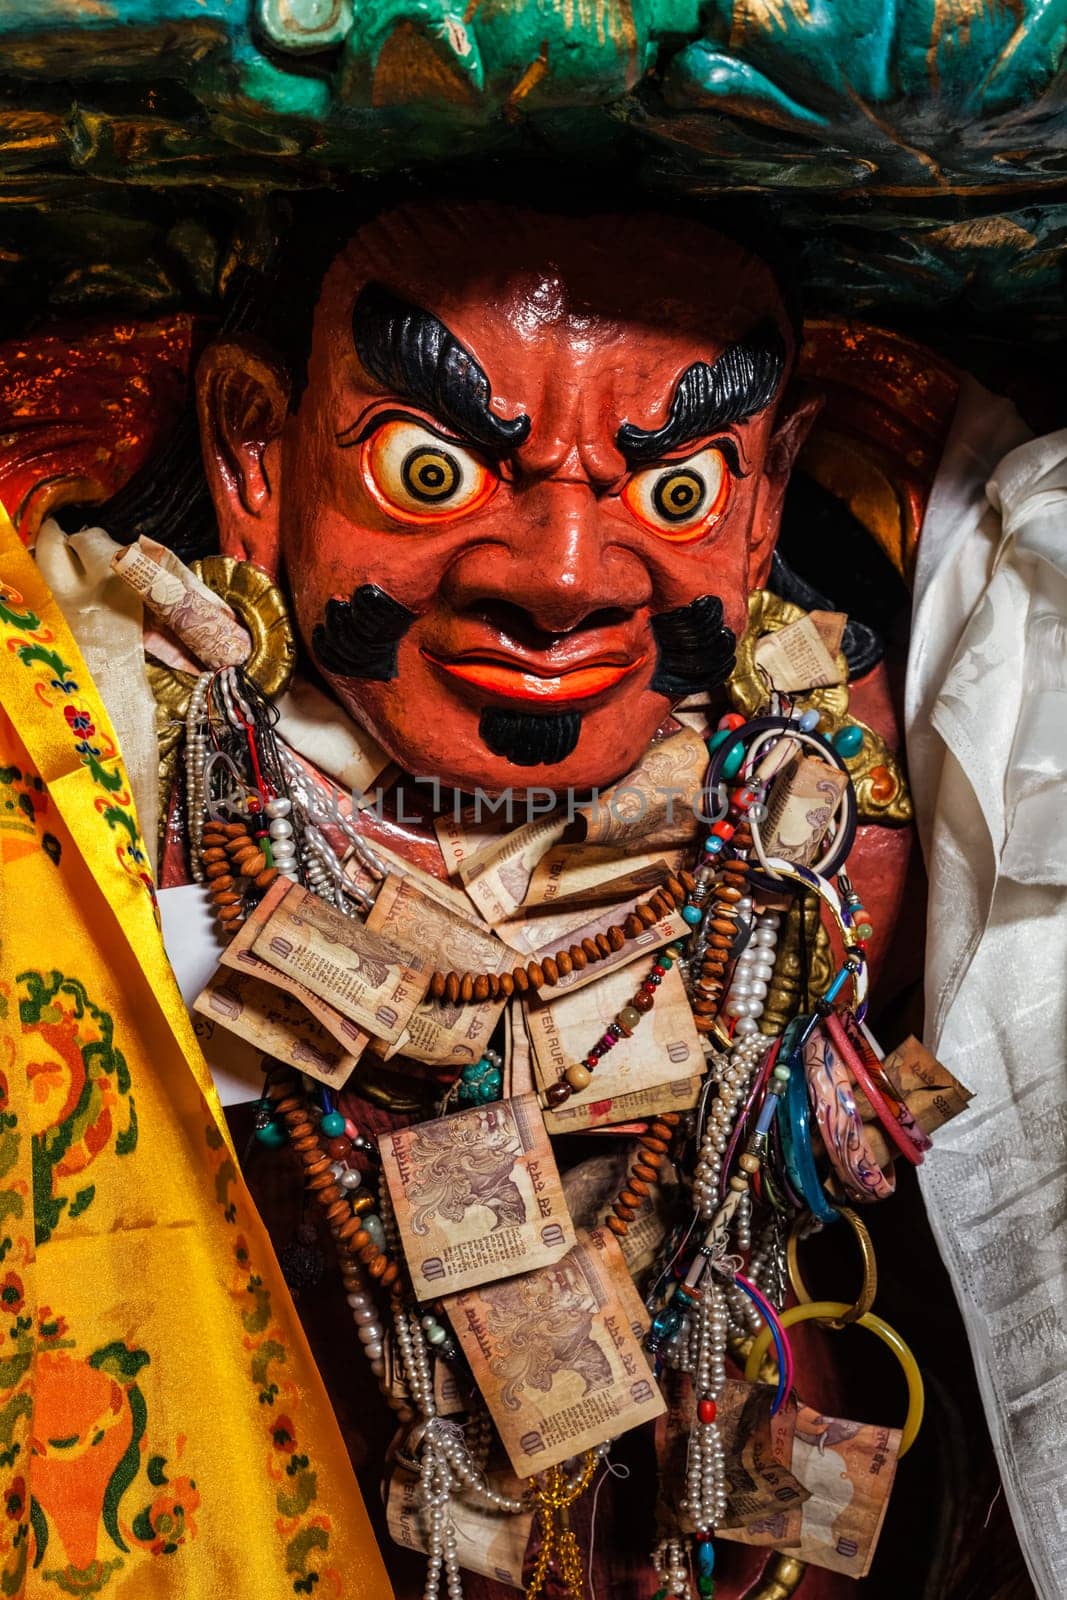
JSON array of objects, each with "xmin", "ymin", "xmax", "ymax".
[{"xmin": 442, "ymin": 480, "xmax": 650, "ymax": 636}]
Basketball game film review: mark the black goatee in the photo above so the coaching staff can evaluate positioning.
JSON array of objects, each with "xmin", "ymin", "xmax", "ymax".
[{"xmin": 478, "ymin": 709, "xmax": 582, "ymax": 767}]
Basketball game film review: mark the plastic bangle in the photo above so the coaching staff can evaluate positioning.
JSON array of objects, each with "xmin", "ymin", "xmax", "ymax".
[
  {"xmin": 763, "ymin": 858, "xmax": 869, "ymax": 1014},
  {"xmin": 776, "ymin": 1031, "xmax": 841, "ymax": 1226},
  {"xmin": 736, "ymin": 1273, "xmax": 794, "ymax": 1415},
  {"xmin": 831, "ymin": 1012, "xmax": 931, "ymax": 1162},
  {"xmin": 803, "ymin": 1023, "xmax": 895, "ymax": 1202},
  {"xmin": 743, "ymin": 1300, "xmax": 925, "ymax": 1457},
  {"xmin": 787, "ymin": 1207, "xmax": 877, "ymax": 1326},
  {"xmin": 742, "ymin": 725, "xmax": 857, "ymax": 880}
]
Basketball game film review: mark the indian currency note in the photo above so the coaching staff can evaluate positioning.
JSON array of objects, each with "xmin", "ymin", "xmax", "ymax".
[
  {"xmin": 444, "ymin": 1226, "xmax": 664, "ymax": 1477},
  {"xmin": 561, "ymin": 1151, "xmax": 675, "ymax": 1279},
  {"xmin": 715, "ymin": 1380, "xmax": 808, "ymax": 1536},
  {"xmin": 387, "ymin": 1463, "xmax": 533, "ymax": 1587},
  {"xmin": 525, "ymin": 959, "xmax": 705, "ymax": 1131},
  {"xmin": 529, "ymin": 896, "xmax": 688, "ymax": 997},
  {"xmin": 365, "ymin": 872, "xmax": 510, "ymax": 1066},
  {"xmin": 754, "ymin": 613, "xmax": 846, "ymax": 692},
  {"xmin": 520, "ymin": 846, "xmax": 684, "ymax": 913},
  {"xmin": 193, "ymin": 966, "xmax": 363, "ymax": 1088},
  {"xmin": 852, "ymin": 1032, "xmax": 974, "ymax": 1167},
  {"xmin": 762, "ymin": 755, "xmax": 849, "ymax": 867},
  {"xmin": 435, "ymin": 802, "xmax": 514, "ymax": 880},
  {"xmin": 576, "ymin": 727, "xmax": 706, "ymax": 851},
  {"xmin": 244, "ymin": 876, "xmax": 430, "ymax": 1044},
  {"xmin": 788, "ymin": 1405, "xmax": 901, "ymax": 1578},
  {"xmin": 380, "ymin": 1093, "xmax": 575, "ymax": 1298},
  {"xmin": 219, "ymin": 890, "xmax": 371, "ymax": 1054},
  {"xmin": 112, "ymin": 536, "xmax": 251, "ymax": 668},
  {"xmin": 808, "ymin": 609, "xmax": 847, "ymax": 657},
  {"xmin": 454, "ymin": 812, "xmax": 570, "ymax": 925}
]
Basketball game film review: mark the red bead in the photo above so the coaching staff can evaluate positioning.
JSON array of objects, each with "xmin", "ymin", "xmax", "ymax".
[
  {"xmin": 698, "ymin": 1398, "xmax": 717, "ymax": 1424},
  {"xmin": 633, "ymin": 991, "xmax": 655, "ymax": 1013},
  {"xmin": 711, "ymin": 820, "xmax": 735, "ymax": 840},
  {"xmin": 546, "ymin": 1081, "xmax": 571, "ymax": 1107},
  {"xmin": 651, "ymin": 964, "xmax": 666, "ymax": 978},
  {"xmin": 326, "ymin": 1136, "xmax": 351, "ymax": 1160},
  {"xmin": 730, "ymin": 787, "xmax": 757, "ymax": 809},
  {"xmin": 717, "ymin": 712, "xmax": 745, "ymax": 731}
]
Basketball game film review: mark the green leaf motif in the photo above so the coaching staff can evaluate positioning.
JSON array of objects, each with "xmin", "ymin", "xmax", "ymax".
[
  {"xmin": 98, "ymin": 1383, "xmax": 147, "ymax": 1553},
  {"xmin": 28, "ymin": 1497, "xmax": 46, "ymax": 1570},
  {"xmin": 68, "ymin": 1186, "xmax": 95, "ymax": 1220},
  {"xmin": 276, "ymin": 1468, "xmax": 317, "ymax": 1519},
  {"xmin": 88, "ymin": 1343, "xmax": 150, "ymax": 1383},
  {"xmin": 286, "ymin": 1524, "xmax": 328, "ymax": 1577}
]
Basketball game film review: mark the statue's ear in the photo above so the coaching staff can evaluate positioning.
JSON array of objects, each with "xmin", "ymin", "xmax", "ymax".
[
  {"xmin": 747, "ymin": 389, "xmax": 822, "ymax": 589},
  {"xmin": 196, "ymin": 339, "xmax": 291, "ymax": 577}
]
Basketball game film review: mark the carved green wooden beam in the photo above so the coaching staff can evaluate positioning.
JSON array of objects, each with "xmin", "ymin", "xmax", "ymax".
[{"xmin": 1, "ymin": 1, "xmax": 1067, "ymax": 336}]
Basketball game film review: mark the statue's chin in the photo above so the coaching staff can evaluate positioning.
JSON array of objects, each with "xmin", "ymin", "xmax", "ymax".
[{"xmin": 335, "ymin": 675, "xmax": 671, "ymax": 805}]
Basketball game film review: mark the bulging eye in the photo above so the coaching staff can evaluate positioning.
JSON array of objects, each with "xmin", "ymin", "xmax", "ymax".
[
  {"xmin": 622, "ymin": 446, "xmax": 731, "ymax": 541},
  {"xmin": 362, "ymin": 419, "xmax": 497, "ymax": 524}
]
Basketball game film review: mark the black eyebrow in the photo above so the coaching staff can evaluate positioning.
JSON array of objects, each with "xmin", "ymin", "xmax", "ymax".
[
  {"xmin": 616, "ymin": 321, "xmax": 787, "ymax": 466},
  {"xmin": 352, "ymin": 282, "xmax": 531, "ymax": 456}
]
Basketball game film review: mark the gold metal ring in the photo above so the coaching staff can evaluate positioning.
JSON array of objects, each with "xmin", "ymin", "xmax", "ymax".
[{"xmin": 787, "ymin": 1206, "xmax": 877, "ymax": 1328}]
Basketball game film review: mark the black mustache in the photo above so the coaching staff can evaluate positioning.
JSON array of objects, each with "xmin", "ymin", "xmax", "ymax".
[
  {"xmin": 478, "ymin": 709, "xmax": 582, "ymax": 767},
  {"xmin": 650, "ymin": 594, "xmax": 736, "ymax": 698},
  {"xmin": 312, "ymin": 586, "xmax": 734, "ymax": 722},
  {"xmin": 311, "ymin": 585, "xmax": 417, "ymax": 681}
]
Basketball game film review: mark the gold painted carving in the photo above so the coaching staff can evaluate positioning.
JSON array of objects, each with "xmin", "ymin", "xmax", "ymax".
[{"xmin": 729, "ymin": 591, "xmax": 912, "ymax": 825}]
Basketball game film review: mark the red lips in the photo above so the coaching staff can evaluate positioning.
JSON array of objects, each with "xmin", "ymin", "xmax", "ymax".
[{"xmin": 422, "ymin": 648, "xmax": 646, "ymax": 704}]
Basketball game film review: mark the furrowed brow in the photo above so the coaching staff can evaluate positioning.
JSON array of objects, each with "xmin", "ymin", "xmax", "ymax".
[
  {"xmin": 617, "ymin": 321, "xmax": 787, "ymax": 466},
  {"xmin": 352, "ymin": 282, "xmax": 531, "ymax": 455}
]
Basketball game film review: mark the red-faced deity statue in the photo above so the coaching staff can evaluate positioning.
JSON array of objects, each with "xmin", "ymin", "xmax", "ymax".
[{"xmin": 198, "ymin": 205, "xmax": 811, "ymax": 796}]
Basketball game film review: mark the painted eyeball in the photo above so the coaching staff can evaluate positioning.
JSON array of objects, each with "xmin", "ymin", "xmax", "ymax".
[
  {"xmin": 362, "ymin": 419, "xmax": 497, "ymax": 524},
  {"xmin": 622, "ymin": 446, "xmax": 731, "ymax": 541}
]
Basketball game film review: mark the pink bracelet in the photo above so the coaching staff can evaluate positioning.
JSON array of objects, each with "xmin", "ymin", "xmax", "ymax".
[
  {"xmin": 827, "ymin": 1011, "xmax": 930, "ymax": 1165},
  {"xmin": 803, "ymin": 1022, "xmax": 895, "ymax": 1202}
]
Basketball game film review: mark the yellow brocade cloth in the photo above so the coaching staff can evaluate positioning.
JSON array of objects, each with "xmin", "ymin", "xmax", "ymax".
[{"xmin": 0, "ymin": 503, "xmax": 392, "ymax": 1598}]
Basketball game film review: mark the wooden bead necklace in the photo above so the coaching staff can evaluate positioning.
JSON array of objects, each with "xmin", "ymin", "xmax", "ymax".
[{"xmin": 428, "ymin": 871, "xmax": 695, "ymax": 1003}]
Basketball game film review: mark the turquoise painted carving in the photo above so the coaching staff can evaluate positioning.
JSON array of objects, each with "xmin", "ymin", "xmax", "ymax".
[{"xmin": 1, "ymin": 0, "xmax": 1067, "ymax": 333}]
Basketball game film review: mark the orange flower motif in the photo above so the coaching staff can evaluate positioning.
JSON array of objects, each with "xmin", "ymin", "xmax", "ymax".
[
  {"xmin": 0, "ymin": 1274, "xmax": 23, "ymax": 1316},
  {"xmin": 269, "ymin": 1415, "xmax": 297, "ymax": 1454},
  {"xmin": 36, "ymin": 1307, "xmax": 68, "ymax": 1346},
  {"xmin": 4, "ymin": 1477, "xmax": 25, "ymax": 1521},
  {"xmin": 132, "ymin": 1478, "xmax": 201, "ymax": 1556}
]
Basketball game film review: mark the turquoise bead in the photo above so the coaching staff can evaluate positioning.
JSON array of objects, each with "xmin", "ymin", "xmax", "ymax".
[
  {"xmin": 721, "ymin": 740, "xmax": 745, "ymax": 779},
  {"xmin": 707, "ymin": 728, "xmax": 732, "ymax": 753},
  {"xmin": 650, "ymin": 1305, "xmax": 682, "ymax": 1343},
  {"xmin": 461, "ymin": 1062, "xmax": 483, "ymax": 1082},
  {"xmin": 833, "ymin": 723, "xmax": 864, "ymax": 757},
  {"xmin": 255, "ymin": 1119, "xmax": 286, "ymax": 1148},
  {"xmin": 320, "ymin": 1110, "xmax": 346, "ymax": 1137},
  {"xmin": 697, "ymin": 1541, "xmax": 716, "ymax": 1576},
  {"xmin": 682, "ymin": 904, "xmax": 703, "ymax": 926},
  {"xmin": 659, "ymin": 954, "xmax": 673, "ymax": 969},
  {"xmin": 477, "ymin": 1080, "xmax": 498, "ymax": 1102}
]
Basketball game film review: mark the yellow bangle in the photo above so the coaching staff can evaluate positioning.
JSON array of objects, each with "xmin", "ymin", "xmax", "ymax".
[
  {"xmin": 787, "ymin": 1208, "xmax": 878, "ymax": 1327},
  {"xmin": 742, "ymin": 1299, "xmax": 925, "ymax": 1456}
]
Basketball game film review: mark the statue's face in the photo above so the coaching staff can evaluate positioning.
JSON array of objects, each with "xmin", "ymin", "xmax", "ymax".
[{"xmin": 201, "ymin": 205, "xmax": 801, "ymax": 796}]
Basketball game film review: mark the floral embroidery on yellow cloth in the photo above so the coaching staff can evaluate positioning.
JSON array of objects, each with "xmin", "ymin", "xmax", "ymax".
[{"xmin": 0, "ymin": 501, "xmax": 391, "ymax": 1597}]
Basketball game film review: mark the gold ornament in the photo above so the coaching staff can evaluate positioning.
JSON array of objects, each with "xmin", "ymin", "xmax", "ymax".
[
  {"xmin": 525, "ymin": 1454, "xmax": 598, "ymax": 1600},
  {"xmin": 728, "ymin": 590, "xmax": 912, "ymax": 826},
  {"xmin": 146, "ymin": 556, "xmax": 297, "ymax": 846}
]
